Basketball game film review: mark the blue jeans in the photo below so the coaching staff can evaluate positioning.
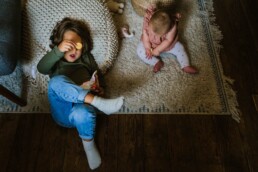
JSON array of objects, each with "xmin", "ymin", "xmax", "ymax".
[{"xmin": 48, "ymin": 75, "xmax": 97, "ymax": 140}]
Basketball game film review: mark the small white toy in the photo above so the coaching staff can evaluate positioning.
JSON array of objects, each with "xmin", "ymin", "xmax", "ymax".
[
  {"xmin": 81, "ymin": 71, "xmax": 100, "ymax": 91},
  {"xmin": 120, "ymin": 24, "xmax": 134, "ymax": 38}
]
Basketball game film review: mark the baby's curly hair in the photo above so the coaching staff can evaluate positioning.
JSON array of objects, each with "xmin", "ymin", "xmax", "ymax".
[{"xmin": 49, "ymin": 17, "xmax": 93, "ymax": 54}]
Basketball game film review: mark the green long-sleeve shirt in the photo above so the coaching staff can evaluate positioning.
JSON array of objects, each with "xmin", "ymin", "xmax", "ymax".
[{"xmin": 37, "ymin": 46, "xmax": 105, "ymax": 86}]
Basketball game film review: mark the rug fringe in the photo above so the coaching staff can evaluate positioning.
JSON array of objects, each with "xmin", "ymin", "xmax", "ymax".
[
  {"xmin": 206, "ymin": 0, "xmax": 241, "ymax": 122},
  {"xmin": 223, "ymin": 76, "xmax": 241, "ymax": 123}
]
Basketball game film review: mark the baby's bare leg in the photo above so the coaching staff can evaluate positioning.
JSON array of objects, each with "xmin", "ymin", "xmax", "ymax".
[
  {"xmin": 166, "ymin": 42, "xmax": 198, "ymax": 74},
  {"xmin": 137, "ymin": 42, "xmax": 159, "ymax": 66}
]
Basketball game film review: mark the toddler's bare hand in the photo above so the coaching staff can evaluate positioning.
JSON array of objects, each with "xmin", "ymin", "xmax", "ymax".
[
  {"xmin": 58, "ymin": 40, "xmax": 76, "ymax": 52},
  {"xmin": 95, "ymin": 87, "xmax": 104, "ymax": 96},
  {"xmin": 91, "ymin": 85, "xmax": 104, "ymax": 95}
]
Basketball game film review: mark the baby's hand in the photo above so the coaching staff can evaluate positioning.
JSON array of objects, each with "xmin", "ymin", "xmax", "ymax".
[
  {"xmin": 148, "ymin": 3, "xmax": 157, "ymax": 11},
  {"xmin": 145, "ymin": 48, "xmax": 152, "ymax": 59},
  {"xmin": 58, "ymin": 40, "xmax": 76, "ymax": 52},
  {"xmin": 152, "ymin": 48, "xmax": 160, "ymax": 56},
  {"xmin": 175, "ymin": 13, "xmax": 181, "ymax": 21}
]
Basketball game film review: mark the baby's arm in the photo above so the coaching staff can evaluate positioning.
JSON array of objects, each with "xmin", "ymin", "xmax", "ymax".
[
  {"xmin": 152, "ymin": 25, "xmax": 178, "ymax": 56},
  {"xmin": 142, "ymin": 5, "xmax": 157, "ymax": 58},
  {"xmin": 142, "ymin": 29, "xmax": 152, "ymax": 58}
]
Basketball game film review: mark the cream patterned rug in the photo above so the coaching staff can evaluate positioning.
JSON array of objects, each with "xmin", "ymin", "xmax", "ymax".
[{"xmin": 0, "ymin": 0, "xmax": 240, "ymax": 122}]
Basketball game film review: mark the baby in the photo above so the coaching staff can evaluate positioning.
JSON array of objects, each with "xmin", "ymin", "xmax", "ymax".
[{"xmin": 137, "ymin": 4, "xmax": 198, "ymax": 73}]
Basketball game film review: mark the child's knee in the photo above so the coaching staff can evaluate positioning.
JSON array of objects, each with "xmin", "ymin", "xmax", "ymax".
[
  {"xmin": 49, "ymin": 75, "xmax": 67, "ymax": 87},
  {"xmin": 70, "ymin": 104, "xmax": 96, "ymax": 125},
  {"xmin": 48, "ymin": 75, "xmax": 73, "ymax": 91}
]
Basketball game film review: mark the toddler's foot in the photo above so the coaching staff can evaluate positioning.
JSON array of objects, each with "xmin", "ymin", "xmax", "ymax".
[
  {"xmin": 153, "ymin": 60, "xmax": 164, "ymax": 73},
  {"xmin": 91, "ymin": 96, "xmax": 124, "ymax": 115},
  {"xmin": 182, "ymin": 66, "xmax": 198, "ymax": 74},
  {"xmin": 82, "ymin": 139, "xmax": 101, "ymax": 170}
]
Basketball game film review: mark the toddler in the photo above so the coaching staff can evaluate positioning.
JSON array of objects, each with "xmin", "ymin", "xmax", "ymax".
[
  {"xmin": 137, "ymin": 4, "xmax": 198, "ymax": 73},
  {"xmin": 37, "ymin": 17, "xmax": 124, "ymax": 170}
]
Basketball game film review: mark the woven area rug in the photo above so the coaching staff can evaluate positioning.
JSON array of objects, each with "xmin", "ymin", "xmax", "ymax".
[{"xmin": 0, "ymin": 0, "xmax": 240, "ymax": 122}]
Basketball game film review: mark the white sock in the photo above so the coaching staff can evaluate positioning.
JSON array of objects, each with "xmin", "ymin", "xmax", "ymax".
[
  {"xmin": 82, "ymin": 139, "xmax": 101, "ymax": 170},
  {"xmin": 91, "ymin": 96, "xmax": 124, "ymax": 115}
]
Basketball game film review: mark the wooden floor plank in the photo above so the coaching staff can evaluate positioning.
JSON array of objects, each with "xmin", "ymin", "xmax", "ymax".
[
  {"xmin": 167, "ymin": 116, "xmax": 198, "ymax": 172},
  {"xmin": 239, "ymin": 0, "xmax": 258, "ymax": 51},
  {"xmin": 63, "ymin": 126, "xmax": 89, "ymax": 172},
  {"xmin": 143, "ymin": 115, "xmax": 170, "ymax": 172},
  {"xmin": 189, "ymin": 117, "xmax": 225, "ymax": 172},
  {"xmin": 0, "ymin": 115, "xmax": 21, "ymax": 172},
  {"xmin": 5, "ymin": 114, "xmax": 47, "ymax": 172},
  {"xmin": 96, "ymin": 115, "xmax": 119, "ymax": 172},
  {"xmin": 117, "ymin": 114, "xmax": 144, "ymax": 172},
  {"xmin": 33, "ymin": 115, "xmax": 67, "ymax": 172},
  {"xmin": 214, "ymin": 117, "xmax": 250, "ymax": 172},
  {"xmin": 252, "ymin": 95, "xmax": 258, "ymax": 112}
]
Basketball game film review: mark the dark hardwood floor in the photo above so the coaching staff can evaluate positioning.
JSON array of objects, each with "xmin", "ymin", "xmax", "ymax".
[{"xmin": 1, "ymin": 0, "xmax": 258, "ymax": 171}]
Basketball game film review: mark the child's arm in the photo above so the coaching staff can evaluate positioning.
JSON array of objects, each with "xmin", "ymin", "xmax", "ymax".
[
  {"xmin": 83, "ymin": 53, "xmax": 105, "ymax": 95},
  {"xmin": 87, "ymin": 53, "xmax": 106, "ymax": 88},
  {"xmin": 37, "ymin": 46, "xmax": 64, "ymax": 74},
  {"xmin": 142, "ymin": 29, "xmax": 151, "ymax": 50},
  {"xmin": 142, "ymin": 13, "xmax": 152, "ymax": 50},
  {"xmin": 142, "ymin": 26, "xmax": 152, "ymax": 58},
  {"xmin": 80, "ymin": 70, "xmax": 104, "ymax": 95},
  {"xmin": 152, "ymin": 25, "xmax": 178, "ymax": 56},
  {"xmin": 142, "ymin": 4, "xmax": 156, "ymax": 58}
]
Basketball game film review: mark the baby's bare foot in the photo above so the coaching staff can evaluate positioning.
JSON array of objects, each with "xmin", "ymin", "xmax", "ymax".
[
  {"xmin": 153, "ymin": 60, "xmax": 164, "ymax": 73},
  {"xmin": 182, "ymin": 66, "xmax": 198, "ymax": 74}
]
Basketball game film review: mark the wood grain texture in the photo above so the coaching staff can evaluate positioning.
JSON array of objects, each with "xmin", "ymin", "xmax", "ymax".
[{"xmin": 0, "ymin": 0, "xmax": 258, "ymax": 171}]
